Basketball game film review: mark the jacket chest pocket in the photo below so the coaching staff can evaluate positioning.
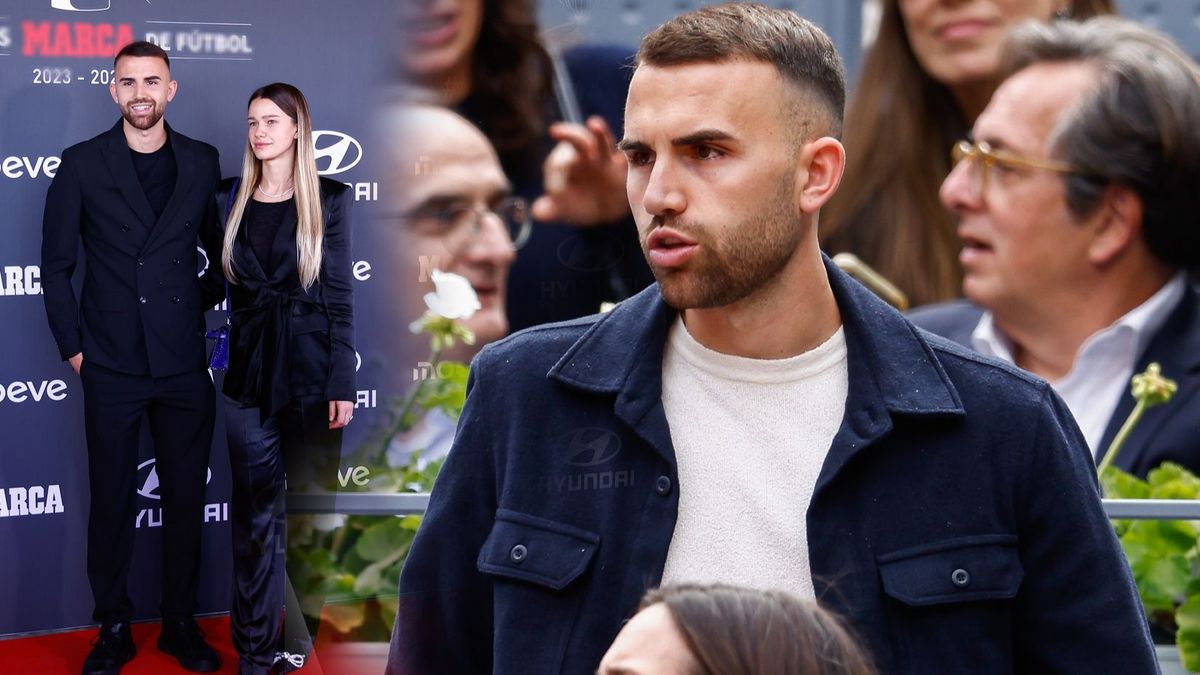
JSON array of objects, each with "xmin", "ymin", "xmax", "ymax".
[
  {"xmin": 478, "ymin": 509, "xmax": 599, "ymax": 674},
  {"xmin": 877, "ymin": 534, "xmax": 1023, "ymax": 673}
]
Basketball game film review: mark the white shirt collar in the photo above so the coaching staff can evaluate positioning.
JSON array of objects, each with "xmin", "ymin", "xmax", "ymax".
[{"xmin": 970, "ymin": 273, "xmax": 1187, "ymax": 454}]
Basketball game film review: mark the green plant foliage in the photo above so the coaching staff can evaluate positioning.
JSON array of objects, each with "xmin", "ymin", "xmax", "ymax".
[{"xmin": 1104, "ymin": 462, "xmax": 1200, "ymax": 666}]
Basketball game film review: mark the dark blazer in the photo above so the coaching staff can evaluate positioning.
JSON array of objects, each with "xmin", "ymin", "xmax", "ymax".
[
  {"xmin": 210, "ymin": 177, "xmax": 356, "ymax": 418},
  {"xmin": 388, "ymin": 257, "xmax": 1156, "ymax": 675},
  {"xmin": 41, "ymin": 120, "xmax": 221, "ymax": 377},
  {"xmin": 910, "ymin": 287, "xmax": 1200, "ymax": 477}
]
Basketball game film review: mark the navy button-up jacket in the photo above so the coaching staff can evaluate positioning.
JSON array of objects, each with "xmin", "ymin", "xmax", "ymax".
[{"xmin": 389, "ymin": 258, "xmax": 1157, "ymax": 675}]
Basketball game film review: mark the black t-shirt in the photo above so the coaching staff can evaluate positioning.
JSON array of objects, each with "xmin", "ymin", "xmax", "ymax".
[
  {"xmin": 245, "ymin": 198, "xmax": 291, "ymax": 277},
  {"xmin": 130, "ymin": 138, "xmax": 177, "ymax": 220}
]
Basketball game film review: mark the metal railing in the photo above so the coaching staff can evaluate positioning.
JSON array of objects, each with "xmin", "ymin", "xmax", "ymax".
[{"xmin": 288, "ymin": 493, "xmax": 1200, "ymax": 520}]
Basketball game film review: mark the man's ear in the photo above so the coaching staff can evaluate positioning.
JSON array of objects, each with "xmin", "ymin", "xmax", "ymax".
[
  {"xmin": 1088, "ymin": 184, "xmax": 1143, "ymax": 266},
  {"xmin": 166, "ymin": 79, "xmax": 178, "ymax": 103},
  {"xmin": 795, "ymin": 137, "xmax": 845, "ymax": 214}
]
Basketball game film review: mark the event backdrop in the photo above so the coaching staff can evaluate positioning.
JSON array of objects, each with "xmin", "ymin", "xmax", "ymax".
[{"xmin": 0, "ymin": 0, "xmax": 393, "ymax": 636}]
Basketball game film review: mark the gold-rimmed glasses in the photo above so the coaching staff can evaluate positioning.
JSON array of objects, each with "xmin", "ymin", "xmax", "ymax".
[{"xmin": 951, "ymin": 139, "xmax": 1083, "ymax": 198}]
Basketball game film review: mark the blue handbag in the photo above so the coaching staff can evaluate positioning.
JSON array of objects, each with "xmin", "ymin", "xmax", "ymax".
[{"xmin": 206, "ymin": 178, "xmax": 239, "ymax": 370}]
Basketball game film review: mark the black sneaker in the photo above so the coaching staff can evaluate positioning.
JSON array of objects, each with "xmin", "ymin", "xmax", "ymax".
[
  {"xmin": 82, "ymin": 621, "xmax": 135, "ymax": 675},
  {"xmin": 157, "ymin": 617, "xmax": 221, "ymax": 672}
]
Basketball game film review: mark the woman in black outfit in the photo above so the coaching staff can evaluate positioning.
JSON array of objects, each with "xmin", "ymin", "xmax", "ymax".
[{"xmin": 213, "ymin": 82, "xmax": 355, "ymax": 675}]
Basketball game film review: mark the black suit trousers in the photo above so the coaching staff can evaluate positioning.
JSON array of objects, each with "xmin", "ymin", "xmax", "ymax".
[
  {"xmin": 224, "ymin": 393, "xmax": 342, "ymax": 673},
  {"xmin": 80, "ymin": 361, "xmax": 215, "ymax": 624}
]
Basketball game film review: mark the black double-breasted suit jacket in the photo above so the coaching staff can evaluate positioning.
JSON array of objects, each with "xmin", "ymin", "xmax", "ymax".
[
  {"xmin": 41, "ymin": 120, "xmax": 222, "ymax": 377},
  {"xmin": 209, "ymin": 176, "xmax": 356, "ymax": 419}
]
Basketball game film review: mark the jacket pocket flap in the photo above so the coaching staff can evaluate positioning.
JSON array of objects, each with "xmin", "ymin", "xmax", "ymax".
[
  {"xmin": 477, "ymin": 509, "xmax": 600, "ymax": 591},
  {"xmin": 292, "ymin": 310, "xmax": 329, "ymax": 334},
  {"xmin": 878, "ymin": 534, "xmax": 1023, "ymax": 606}
]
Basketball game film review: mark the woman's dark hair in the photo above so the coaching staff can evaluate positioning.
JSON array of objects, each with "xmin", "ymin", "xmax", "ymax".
[
  {"xmin": 640, "ymin": 584, "xmax": 875, "ymax": 675},
  {"xmin": 820, "ymin": 0, "xmax": 1116, "ymax": 306},
  {"xmin": 469, "ymin": 0, "xmax": 554, "ymax": 162}
]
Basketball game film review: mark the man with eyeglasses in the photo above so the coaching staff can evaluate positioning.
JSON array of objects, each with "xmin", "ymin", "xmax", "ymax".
[
  {"xmin": 377, "ymin": 104, "xmax": 527, "ymax": 466},
  {"xmin": 912, "ymin": 17, "xmax": 1200, "ymax": 478}
]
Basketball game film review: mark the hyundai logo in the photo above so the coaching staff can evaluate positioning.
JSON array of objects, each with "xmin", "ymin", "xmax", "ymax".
[
  {"xmin": 313, "ymin": 130, "xmax": 362, "ymax": 175},
  {"xmin": 50, "ymin": 0, "xmax": 110, "ymax": 10},
  {"xmin": 556, "ymin": 234, "xmax": 626, "ymax": 272},
  {"xmin": 137, "ymin": 459, "xmax": 213, "ymax": 500},
  {"xmin": 563, "ymin": 428, "xmax": 622, "ymax": 467},
  {"xmin": 195, "ymin": 245, "xmax": 209, "ymax": 277}
]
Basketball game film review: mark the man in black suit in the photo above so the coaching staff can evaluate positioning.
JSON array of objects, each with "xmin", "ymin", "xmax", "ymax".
[
  {"xmin": 910, "ymin": 18, "xmax": 1200, "ymax": 478},
  {"xmin": 41, "ymin": 41, "xmax": 221, "ymax": 675}
]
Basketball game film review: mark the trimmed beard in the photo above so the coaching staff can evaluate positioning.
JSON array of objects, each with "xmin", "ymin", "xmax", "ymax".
[{"xmin": 645, "ymin": 171, "xmax": 803, "ymax": 310}]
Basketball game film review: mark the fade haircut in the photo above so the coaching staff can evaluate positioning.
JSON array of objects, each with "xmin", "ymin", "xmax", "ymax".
[
  {"xmin": 1001, "ymin": 17, "xmax": 1200, "ymax": 270},
  {"xmin": 114, "ymin": 40, "xmax": 170, "ymax": 70},
  {"xmin": 637, "ymin": 3, "xmax": 846, "ymax": 138}
]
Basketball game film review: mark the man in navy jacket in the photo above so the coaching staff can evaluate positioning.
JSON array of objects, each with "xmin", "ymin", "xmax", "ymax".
[
  {"xmin": 389, "ymin": 6, "xmax": 1157, "ymax": 674},
  {"xmin": 910, "ymin": 18, "xmax": 1200, "ymax": 479}
]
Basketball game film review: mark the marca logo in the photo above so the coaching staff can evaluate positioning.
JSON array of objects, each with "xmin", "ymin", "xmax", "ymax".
[
  {"xmin": 0, "ymin": 265, "xmax": 42, "ymax": 295},
  {"xmin": 137, "ymin": 459, "xmax": 213, "ymax": 500},
  {"xmin": 0, "ymin": 485, "xmax": 65, "ymax": 518},
  {"xmin": 50, "ymin": 0, "xmax": 111, "ymax": 11},
  {"xmin": 313, "ymin": 130, "xmax": 362, "ymax": 175},
  {"xmin": 22, "ymin": 20, "xmax": 134, "ymax": 57},
  {"xmin": 563, "ymin": 428, "xmax": 622, "ymax": 467},
  {"xmin": 2, "ymin": 156, "xmax": 59, "ymax": 179},
  {"xmin": 0, "ymin": 379, "xmax": 67, "ymax": 404}
]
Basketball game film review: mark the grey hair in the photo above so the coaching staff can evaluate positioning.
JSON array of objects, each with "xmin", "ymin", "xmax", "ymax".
[{"xmin": 999, "ymin": 16, "xmax": 1200, "ymax": 269}]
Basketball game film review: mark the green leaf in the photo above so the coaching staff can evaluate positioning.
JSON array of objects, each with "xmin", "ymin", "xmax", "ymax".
[
  {"xmin": 1131, "ymin": 553, "xmax": 1191, "ymax": 612},
  {"xmin": 1177, "ymin": 594, "xmax": 1200, "ymax": 671},
  {"xmin": 355, "ymin": 519, "xmax": 409, "ymax": 562},
  {"xmin": 321, "ymin": 602, "xmax": 366, "ymax": 634},
  {"xmin": 1101, "ymin": 467, "xmax": 1150, "ymax": 499}
]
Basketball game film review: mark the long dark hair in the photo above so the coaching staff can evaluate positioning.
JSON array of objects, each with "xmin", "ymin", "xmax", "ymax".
[
  {"xmin": 820, "ymin": 0, "xmax": 1116, "ymax": 306},
  {"xmin": 640, "ymin": 584, "xmax": 875, "ymax": 675},
  {"xmin": 469, "ymin": 0, "xmax": 554, "ymax": 163}
]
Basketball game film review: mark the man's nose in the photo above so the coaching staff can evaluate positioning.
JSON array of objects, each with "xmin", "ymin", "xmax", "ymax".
[
  {"xmin": 940, "ymin": 159, "xmax": 981, "ymax": 213},
  {"xmin": 641, "ymin": 158, "xmax": 686, "ymax": 217}
]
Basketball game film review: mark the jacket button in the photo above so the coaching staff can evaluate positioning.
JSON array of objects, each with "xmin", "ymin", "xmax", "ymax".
[
  {"xmin": 139, "ymin": 296, "xmax": 147, "ymax": 304},
  {"xmin": 121, "ymin": 224, "xmax": 130, "ymax": 232},
  {"xmin": 171, "ymin": 296, "xmax": 181, "ymax": 304},
  {"xmin": 137, "ymin": 258, "xmax": 144, "ymax": 266},
  {"xmin": 655, "ymin": 475, "xmax": 672, "ymax": 496},
  {"xmin": 173, "ymin": 257, "xmax": 181, "ymax": 265},
  {"xmin": 509, "ymin": 544, "xmax": 527, "ymax": 563},
  {"xmin": 184, "ymin": 221, "xmax": 192, "ymax": 230},
  {"xmin": 951, "ymin": 568, "xmax": 970, "ymax": 588}
]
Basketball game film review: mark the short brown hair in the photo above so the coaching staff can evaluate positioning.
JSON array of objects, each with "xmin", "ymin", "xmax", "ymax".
[
  {"xmin": 640, "ymin": 584, "xmax": 875, "ymax": 675},
  {"xmin": 114, "ymin": 40, "xmax": 170, "ymax": 70},
  {"xmin": 637, "ymin": 3, "xmax": 845, "ymax": 136}
]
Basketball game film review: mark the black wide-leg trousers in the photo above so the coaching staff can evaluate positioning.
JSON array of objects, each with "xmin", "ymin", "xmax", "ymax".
[
  {"xmin": 80, "ymin": 361, "xmax": 215, "ymax": 625},
  {"xmin": 224, "ymin": 394, "xmax": 341, "ymax": 675}
]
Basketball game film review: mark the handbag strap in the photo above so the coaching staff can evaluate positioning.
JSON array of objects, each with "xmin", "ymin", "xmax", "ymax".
[{"xmin": 222, "ymin": 177, "xmax": 240, "ymax": 323}]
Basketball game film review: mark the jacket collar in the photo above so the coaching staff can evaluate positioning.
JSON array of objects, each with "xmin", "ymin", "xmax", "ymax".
[
  {"xmin": 102, "ymin": 119, "xmax": 198, "ymax": 252},
  {"xmin": 102, "ymin": 120, "xmax": 156, "ymax": 228},
  {"xmin": 549, "ymin": 255, "xmax": 965, "ymax": 471},
  {"xmin": 1096, "ymin": 283, "xmax": 1200, "ymax": 469}
]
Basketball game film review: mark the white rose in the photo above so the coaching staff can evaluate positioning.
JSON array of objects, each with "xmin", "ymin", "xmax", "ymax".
[{"xmin": 423, "ymin": 270, "xmax": 481, "ymax": 320}]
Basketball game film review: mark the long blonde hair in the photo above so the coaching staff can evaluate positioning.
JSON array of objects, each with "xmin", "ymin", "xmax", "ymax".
[
  {"xmin": 820, "ymin": 0, "xmax": 1115, "ymax": 306},
  {"xmin": 222, "ymin": 82, "xmax": 324, "ymax": 289}
]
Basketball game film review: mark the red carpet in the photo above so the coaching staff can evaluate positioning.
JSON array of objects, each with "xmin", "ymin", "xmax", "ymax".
[{"xmin": 0, "ymin": 615, "xmax": 367, "ymax": 675}]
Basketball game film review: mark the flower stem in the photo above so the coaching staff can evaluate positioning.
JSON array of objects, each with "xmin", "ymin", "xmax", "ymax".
[{"xmin": 1098, "ymin": 399, "xmax": 1147, "ymax": 476}]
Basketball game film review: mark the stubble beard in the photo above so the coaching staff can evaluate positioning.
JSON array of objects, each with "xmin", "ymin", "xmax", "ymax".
[
  {"xmin": 123, "ymin": 101, "xmax": 164, "ymax": 131},
  {"xmin": 647, "ymin": 173, "xmax": 803, "ymax": 310}
]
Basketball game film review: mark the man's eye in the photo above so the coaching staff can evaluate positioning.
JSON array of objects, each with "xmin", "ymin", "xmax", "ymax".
[
  {"xmin": 625, "ymin": 151, "xmax": 652, "ymax": 167},
  {"xmin": 695, "ymin": 145, "xmax": 723, "ymax": 160}
]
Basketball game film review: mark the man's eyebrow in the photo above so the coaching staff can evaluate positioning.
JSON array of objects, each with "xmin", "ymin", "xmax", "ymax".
[
  {"xmin": 617, "ymin": 129, "xmax": 735, "ymax": 152},
  {"xmin": 672, "ymin": 129, "xmax": 734, "ymax": 146},
  {"xmin": 616, "ymin": 138, "xmax": 648, "ymax": 153}
]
